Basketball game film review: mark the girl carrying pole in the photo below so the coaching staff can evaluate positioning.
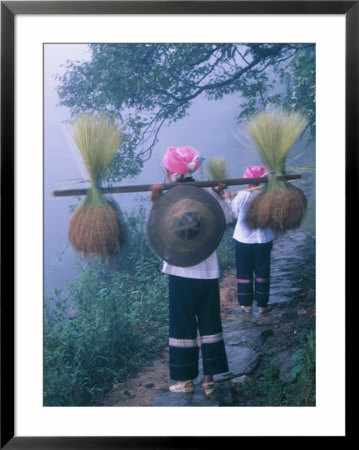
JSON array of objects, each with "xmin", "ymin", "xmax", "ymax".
[
  {"xmin": 225, "ymin": 165, "xmax": 276, "ymax": 314},
  {"xmin": 150, "ymin": 146, "xmax": 232, "ymax": 395}
]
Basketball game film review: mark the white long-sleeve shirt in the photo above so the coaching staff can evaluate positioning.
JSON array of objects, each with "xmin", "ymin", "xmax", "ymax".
[
  {"xmin": 162, "ymin": 188, "xmax": 233, "ymax": 279},
  {"xmin": 230, "ymin": 190, "xmax": 276, "ymax": 244}
]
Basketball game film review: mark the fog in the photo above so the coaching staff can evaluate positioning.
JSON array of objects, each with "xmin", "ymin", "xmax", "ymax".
[{"xmin": 44, "ymin": 44, "xmax": 263, "ymax": 298}]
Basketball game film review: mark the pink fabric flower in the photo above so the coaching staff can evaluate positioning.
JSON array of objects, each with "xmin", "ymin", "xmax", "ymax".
[
  {"xmin": 162, "ymin": 146, "xmax": 200, "ymax": 175},
  {"xmin": 243, "ymin": 165, "xmax": 268, "ymax": 179}
]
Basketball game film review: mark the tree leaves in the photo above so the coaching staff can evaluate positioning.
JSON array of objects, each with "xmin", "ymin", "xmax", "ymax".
[{"xmin": 57, "ymin": 43, "xmax": 315, "ymax": 181}]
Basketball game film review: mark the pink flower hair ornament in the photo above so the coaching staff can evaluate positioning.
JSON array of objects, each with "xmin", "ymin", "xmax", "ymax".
[
  {"xmin": 162, "ymin": 146, "xmax": 200, "ymax": 175},
  {"xmin": 243, "ymin": 165, "xmax": 268, "ymax": 179}
]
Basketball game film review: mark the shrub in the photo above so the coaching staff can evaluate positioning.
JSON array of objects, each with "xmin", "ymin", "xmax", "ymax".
[
  {"xmin": 247, "ymin": 329, "xmax": 316, "ymax": 406},
  {"xmin": 44, "ymin": 202, "xmax": 236, "ymax": 406},
  {"xmin": 44, "ymin": 208, "xmax": 168, "ymax": 406},
  {"xmin": 217, "ymin": 227, "xmax": 236, "ymax": 272}
]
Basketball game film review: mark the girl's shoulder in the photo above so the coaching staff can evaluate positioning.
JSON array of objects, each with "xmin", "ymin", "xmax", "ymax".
[{"xmin": 232, "ymin": 188, "xmax": 259, "ymax": 210}]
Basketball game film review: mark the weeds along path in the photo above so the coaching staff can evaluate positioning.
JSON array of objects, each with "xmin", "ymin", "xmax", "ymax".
[{"xmin": 101, "ymin": 229, "xmax": 315, "ymax": 407}]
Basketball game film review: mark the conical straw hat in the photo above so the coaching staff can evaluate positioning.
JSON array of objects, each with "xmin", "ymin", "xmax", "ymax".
[{"xmin": 147, "ymin": 185, "xmax": 225, "ymax": 267}]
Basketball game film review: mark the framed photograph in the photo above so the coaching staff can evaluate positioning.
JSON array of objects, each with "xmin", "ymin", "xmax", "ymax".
[{"xmin": 1, "ymin": 1, "xmax": 353, "ymax": 447}]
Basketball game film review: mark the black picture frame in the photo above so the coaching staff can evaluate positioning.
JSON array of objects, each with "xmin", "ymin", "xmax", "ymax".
[{"xmin": 1, "ymin": 1, "xmax": 354, "ymax": 447}]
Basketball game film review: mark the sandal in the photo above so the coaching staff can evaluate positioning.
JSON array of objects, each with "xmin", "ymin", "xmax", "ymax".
[
  {"xmin": 169, "ymin": 380, "xmax": 194, "ymax": 393},
  {"xmin": 258, "ymin": 306, "xmax": 271, "ymax": 314},
  {"xmin": 241, "ymin": 305, "xmax": 252, "ymax": 313},
  {"xmin": 202, "ymin": 381, "xmax": 216, "ymax": 395}
]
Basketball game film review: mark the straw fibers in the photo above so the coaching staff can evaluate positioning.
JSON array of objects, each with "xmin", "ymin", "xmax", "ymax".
[
  {"xmin": 246, "ymin": 183, "xmax": 307, "ymax": 231},
  {"xmin": 72, "ymin": 113, "xmax": 123, "ymax": 184},
  {"xmin": 68, "ymin": 200, "xmax": 121, "ymax": 260},
  {"xmin": 245, "ymin": 110, "xmax": 308, "ymax": 231},
  {"xmin": 67, "ymin": 113, "xmax": 123, "ymax": 259},
  {"xmin": 246, "ymin": 110, "xmax": 308, "ymax": 174},
  {"xmin": 206, "ymin": 157, "xmax": 228, "ymax": 181}
]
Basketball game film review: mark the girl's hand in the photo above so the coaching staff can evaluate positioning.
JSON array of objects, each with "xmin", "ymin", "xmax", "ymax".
[
  {"xmin": 150, "ymin": 182, "xmax": 164, "ymax": 203},
  {"xmin": 212, "ymin": 182, "xmax": 227, "ymax": 198}
]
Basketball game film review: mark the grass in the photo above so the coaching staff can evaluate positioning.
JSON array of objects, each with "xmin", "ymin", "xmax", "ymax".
[{"xmin": 244, "ymin": 328, "xmax": 316, "ymax": 407}]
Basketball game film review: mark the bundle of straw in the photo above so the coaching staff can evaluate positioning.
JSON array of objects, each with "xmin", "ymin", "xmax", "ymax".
[
  {"xmin": 67, "ymin": 113, "xmax": 123, "ymax": 259},
  {"xmin": 206, "ymin": 156, "xmax": 228, "ymax": 181},
  {"xmin": 245, "ymin": 110, "xmax": 308, "ymax": 231},
  {"xmin": 205, "ymin": 156, "xmax": 230, "ymax": 199}
]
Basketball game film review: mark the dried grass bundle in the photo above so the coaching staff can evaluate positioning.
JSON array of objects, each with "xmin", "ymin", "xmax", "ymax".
[
  {"xmin": 68, "ymin": 199, "xmax": 121, "ymax": 259},
  {"xmin": 206, "ymin": 157, "xmax": 228, "ymax": 181},
  {"xmin": 72, "ymin": 113, "xmax": 123, "ymax": 185},
  {"xmin": 246, "ymin": 184, "xmax": 307, "ymax": 231},
  {"xmin": 246, "ymin": 110, "xmax": 308, "ymax": 174},
  {"xmin": 67, "ymin": 113, "xmax": 123, "ymax": 258},
  {"xmin": 245, "ymin": 110, "xmax": 308, "ymax": 231}
]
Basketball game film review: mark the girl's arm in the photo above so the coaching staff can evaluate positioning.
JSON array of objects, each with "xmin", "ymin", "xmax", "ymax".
[{"xmin": 150, "ymin": 183, "xmax": 164, "ymax": 204}]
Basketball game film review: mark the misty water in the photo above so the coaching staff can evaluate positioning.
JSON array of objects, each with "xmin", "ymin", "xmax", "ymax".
[{"xmin": 44, "ymin": 44, "xmax": 298, "ymax": 299}]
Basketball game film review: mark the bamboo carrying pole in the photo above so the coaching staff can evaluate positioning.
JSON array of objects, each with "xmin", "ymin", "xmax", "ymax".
[{"xmin": 53, "ymin": 174, "xmax": 301, "ymax": 197}]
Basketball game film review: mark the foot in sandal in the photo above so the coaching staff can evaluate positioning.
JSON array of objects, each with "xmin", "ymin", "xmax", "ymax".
[
  {"xmin": 169, "ymin": 380, "xmax": 194, "ymax": 393},
  {"xmin": 202, "ymin": 375, "xmax": 216, "ymax": 395}
]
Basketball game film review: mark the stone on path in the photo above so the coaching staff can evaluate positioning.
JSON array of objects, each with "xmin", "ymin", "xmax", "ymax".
[
  {"xmin": 217, "ymin": 347, "xmax": 259, "ymax": 380},
  {"xmin": 275, "ymin": 350, "xmax": 298, "ymax": 383},
  {"xmin": 223, "ymin": 326, "xmax": 273, "ymax": 348}
]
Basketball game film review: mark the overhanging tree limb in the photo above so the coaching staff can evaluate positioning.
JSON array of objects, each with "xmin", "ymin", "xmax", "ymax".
[{"xmin": 57, "ymin": 43, "xmax": 315, "ymax": 181}]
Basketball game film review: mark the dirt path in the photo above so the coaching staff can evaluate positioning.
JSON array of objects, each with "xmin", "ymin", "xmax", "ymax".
[{"xmin": 101, "ymin": 269, "xmax": 238, "ymax": 407}]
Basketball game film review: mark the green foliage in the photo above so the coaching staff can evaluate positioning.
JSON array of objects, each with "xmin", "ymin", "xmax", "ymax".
[
  {"xmin": 302, "ymin": 182, "xmax": 316, "ymax": 235},
  {"xmin": 292, "ymin": 267, "xmax": 312, "ymax": 282},
  {"xmin": 57, "ymin": 43, "xmax": 315, "ymax": 181},
  {"xmin": 250, "ymin": 329, "xmax": 316, "ymax": 406},
  {"xmin": 44, "ymin": 208, "xmax": 168, "ymax": 406},
  {"xmin": 281, "ymin": 47, "xmax": 316, "ymax": 138},
  {"xmin": 259, "ymin": 359, "xmax": 287, "ymax": 406},
  {"xmin": 291, "ymin": 330, "xmax": 316, "ymax": 380},
  {"xmin": 44, "ymin": 203, "xmax": 236, "ymax": 406},
  {"xmin": 217, "ymin": 227, "xmax": 236, "ymax": 272},
  {"xmin": 238, "ymin": 46, "xmax": 315, "ymax": 137}
]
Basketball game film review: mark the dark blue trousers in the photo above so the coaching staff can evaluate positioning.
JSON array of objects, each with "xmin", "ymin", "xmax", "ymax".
[
  {"xmin": 235, "ymin": 240, "xmax": 273, "ymax": 308},
  {"xmin": 168, "ymin": 275, "xmax": 228, "ymax": 381}
]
